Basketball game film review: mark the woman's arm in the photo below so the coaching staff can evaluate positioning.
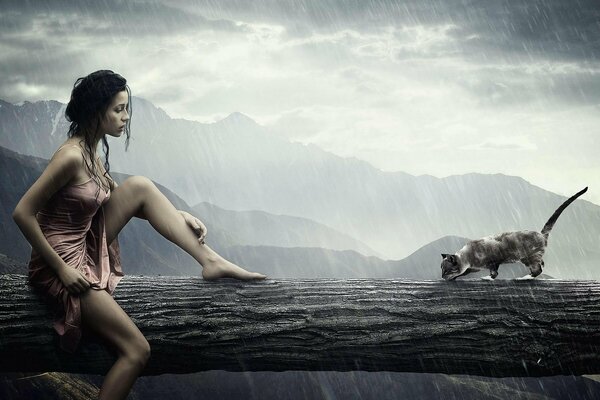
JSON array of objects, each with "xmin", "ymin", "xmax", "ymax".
[
  {"xmin": 12, "ymin": 148, "xmax": 91, "ymax": 293},
  {"xmin": 178, "ymin": 210, "xmax": 207, "ymax": 244}
]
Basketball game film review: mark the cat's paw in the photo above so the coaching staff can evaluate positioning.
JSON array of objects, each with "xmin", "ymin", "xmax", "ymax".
[
  {"xmin": 515, "ymin": 274, "xmax": 534, "ymax": 280},
  {"xmin": 480, "ymin": 276, "xmax": 495, "ymax": 281}
]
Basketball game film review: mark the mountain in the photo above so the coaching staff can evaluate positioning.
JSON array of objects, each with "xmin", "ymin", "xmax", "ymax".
[
  {"xmin": 4, "ymin": 146, "xmax": 564, "ymax": 280},
  {"xmin": 0, "ymin": 148, "xmax": 49, "ymax": 262},
  {"xmin": 192, "ymin": 202, "xmax": 380, "ymax": 257},
  {"xmin": 1, "ymin": 98, "xmax": 599, "ymax": 279},
  {"xmin": 0, "ymin": 99, "xmax": 68, "ymax": 157}
]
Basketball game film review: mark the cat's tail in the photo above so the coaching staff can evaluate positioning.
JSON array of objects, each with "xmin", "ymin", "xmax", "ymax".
[{"xmin": 541, "ymin": 186, "xmax": 588, "ymax": 240}]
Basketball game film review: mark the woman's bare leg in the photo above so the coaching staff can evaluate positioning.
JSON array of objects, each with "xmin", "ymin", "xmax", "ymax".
[
  {"xmin": 79, "ymin": 289, "xmax": 151, "ymax": 400},
  {"xmin": 103, "ymin": 176, "xmax": 266, "ymax": 280}
]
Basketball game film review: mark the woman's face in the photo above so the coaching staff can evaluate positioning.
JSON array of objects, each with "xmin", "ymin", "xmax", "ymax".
[{"xmin": 100, "ymin": 90, "xmax": 129, "ymax": 137}]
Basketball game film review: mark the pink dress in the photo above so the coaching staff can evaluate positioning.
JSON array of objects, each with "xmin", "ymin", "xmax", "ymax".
[{"xmin": 27, "ymin": 156, "xmax": 124, "ymax": 354}]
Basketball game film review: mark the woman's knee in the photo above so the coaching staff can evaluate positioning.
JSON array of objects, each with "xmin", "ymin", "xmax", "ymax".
[
  {"xmin": 122, "ymin": 335, "xmax": 151, "ymax": 368},
  {"xmin": 79, "ymin": 289, "xmax": 151, "ymax": 367},
  {"xmin": 123, "ymin": 175, "xmax": 156, "ymax": 195}
]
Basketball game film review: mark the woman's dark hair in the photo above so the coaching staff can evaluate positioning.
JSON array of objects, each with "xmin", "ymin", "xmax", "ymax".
[{"xmin": 65, "ymin": 70, "xmax": 132, "ymax": 196}]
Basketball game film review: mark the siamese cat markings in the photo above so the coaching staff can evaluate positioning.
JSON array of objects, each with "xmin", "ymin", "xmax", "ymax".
[{"xmin": 441, "ymin": 187, "xmax": 588, "ymax": 280}]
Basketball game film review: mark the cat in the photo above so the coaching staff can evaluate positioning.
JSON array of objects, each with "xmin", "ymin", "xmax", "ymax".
[{"xmin": 441, "ymin": 187, "xmax": 588, "ymax": 281}]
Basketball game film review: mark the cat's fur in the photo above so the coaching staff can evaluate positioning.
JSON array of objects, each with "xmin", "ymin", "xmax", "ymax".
[{"xmin": 441, "ymin": 187, "xmax": 588, "ymax": 280}]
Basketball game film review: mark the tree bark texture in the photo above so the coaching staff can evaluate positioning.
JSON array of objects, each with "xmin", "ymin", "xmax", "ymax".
[{"xmin": 1, "ymin": 274, "xmax": 600, "ymax": 377}]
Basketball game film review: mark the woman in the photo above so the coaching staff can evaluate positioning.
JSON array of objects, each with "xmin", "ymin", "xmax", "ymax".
[{"xmin": 12, "ymin": 70, "xmax": 266, "ymax": 399}]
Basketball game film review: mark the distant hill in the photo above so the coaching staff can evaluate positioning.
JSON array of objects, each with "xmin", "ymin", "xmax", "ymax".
[{"xmin": 192, "ymin": 202, "xmax": 380, "ymax": 257}]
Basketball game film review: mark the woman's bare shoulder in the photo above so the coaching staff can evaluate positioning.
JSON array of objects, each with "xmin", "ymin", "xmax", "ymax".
[
  {"xmin": 52, "ymin": 142, "xmax": 85, "ymax": 159},
  {"xmin": 13, "ymin": 143, "xmax": 84, "ymax": 215},
  {"xmin": 44, "ymin": 142, "xmax": 86, "ymax": 180}
]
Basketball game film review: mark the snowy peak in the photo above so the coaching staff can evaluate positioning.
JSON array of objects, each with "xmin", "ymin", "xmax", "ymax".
[{"xmin": 219, "ymin": 111, "xmax": 257, "ymax": 126}]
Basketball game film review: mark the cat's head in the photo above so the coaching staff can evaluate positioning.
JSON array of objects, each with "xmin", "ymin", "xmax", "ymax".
[{"xmin": 441, "ymin": 254, "xmax": 465, "ymax": 280}]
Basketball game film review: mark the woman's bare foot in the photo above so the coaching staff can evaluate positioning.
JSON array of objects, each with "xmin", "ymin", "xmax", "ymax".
[{"xmin": 202, "ymin": 257, "xmax": 267, "ymax": 281}]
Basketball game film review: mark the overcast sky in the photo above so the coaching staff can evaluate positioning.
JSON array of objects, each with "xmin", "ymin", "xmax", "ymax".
[{"xmin": 1, "ymin": 0, "xmax": 599, "ymax": 204}]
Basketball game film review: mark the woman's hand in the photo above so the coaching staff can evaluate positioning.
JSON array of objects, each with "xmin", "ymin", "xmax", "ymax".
[
  {"xmin": 57, "ymin": 264, "xmax": 91, "ymax": 295},
  {"xmin": 179, "ymin": 210, "xmax": 207, "ymax": 244}
]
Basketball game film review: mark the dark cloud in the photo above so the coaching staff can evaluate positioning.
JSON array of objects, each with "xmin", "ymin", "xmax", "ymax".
[
  {"xmin": 171, "ymin": 0, "xmax": 600, "ymax": 62},
  {"xmin": 0, "ymin": 0, "xmax": 247, "ymax": 102},
  {"xmin": 3, "ymin": 0, "xmax": 598, "ymax": 62},
  {"xmin": 168, "ymin": 0, "xmax": 598, "ymax": 108},
  {"xmin": 0, "ymin": 0, "xmax": 245, "ymax": 37},
  {"xmin": 1, "ymin": 0, "xmax": 598, "ymax": 107}
]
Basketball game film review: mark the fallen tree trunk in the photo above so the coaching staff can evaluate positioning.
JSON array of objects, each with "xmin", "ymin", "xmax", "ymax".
[{"xmin": 1, "ymin": 274, "xmax": 600, "ymax": 377}]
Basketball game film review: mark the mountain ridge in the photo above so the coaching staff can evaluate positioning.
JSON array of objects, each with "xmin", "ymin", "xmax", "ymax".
[{"xmin": 1, "ymin": 97, "xmax": 599, "ymax": 278}]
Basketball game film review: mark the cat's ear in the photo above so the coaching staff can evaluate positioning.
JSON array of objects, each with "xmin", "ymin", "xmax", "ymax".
[
  {"xmin": 442, "ymin": 253, "xmax": 456, "ymax": 264},
  {"xmin": 442, "ymin": 254, "xmax": 457, "ymax": 264}
]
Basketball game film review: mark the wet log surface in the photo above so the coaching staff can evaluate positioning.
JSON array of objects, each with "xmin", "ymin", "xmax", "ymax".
[{"xmin": 1, "ymin": 274, "xmax": 600, "ymax": 377}]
